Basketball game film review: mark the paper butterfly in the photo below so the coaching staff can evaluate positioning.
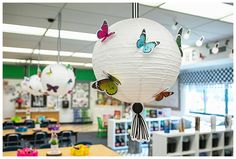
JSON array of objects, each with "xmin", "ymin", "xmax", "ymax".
[
  {"xmin": 92, "ymin": 71, "xmax": 121, "ymax": 96},
  {"xmin": 29, "ymin": 86, "xmax": 33, "ymax": 89},
  {"xmin": 67, "ymin": 79, "xmax": 72, "ymax": 84},
  {"xmin": 65, "ymin": 64, "xmax": 73, "ymax": 70},
  {"xmin": 136, "ymin": 29, "xmax": 160, "ymax": 54},
  {"xmin": 153, "ymin": 89, "xmax": 174, "ymax": 101},
  {"xmin": 46, "ymin": 84, "xmax": 59, "ymax": 93},
  {"xmin": 97, "ymin": 20, "xmax": 115, "ymax": 42},
  {"xmin": 176, "ymin": 27, "xmax": 183, "ymax": 57},
  {"xmin": 24, "ymin": 77, "xmax": 30, "ymax": 82},
  {"xmin": 68, "ymin": 90, "xmax": 72, "ymax": 94},
  {"xmin": 46, "ymin": 68, "xmax": 52, "ymax": 76}
]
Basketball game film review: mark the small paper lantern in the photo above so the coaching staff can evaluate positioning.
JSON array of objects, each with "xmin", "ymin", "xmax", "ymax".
[
  {"xmin": 21, "ymin": 77, "xmax": 30, "ymax": 92},
  {"xmin": 41, "ymin": 64, "xmax": 75, "ymax": 96},
  {"xmin": 92, "ymin": 18, "xmax": 181, "ymax": 141},
  {"xmin": 28, "ymin": 74, "xmax": 44, "ymax": 96}
]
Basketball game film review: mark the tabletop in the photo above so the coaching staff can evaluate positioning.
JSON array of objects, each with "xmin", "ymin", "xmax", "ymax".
[{"xmin": 3, "ymin": 144, "xmax": 119, "ymax": 156}]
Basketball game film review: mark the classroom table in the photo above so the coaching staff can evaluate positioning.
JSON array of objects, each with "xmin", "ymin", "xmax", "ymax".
[
  {"xmin": 3, "ymin": 117, "xmax": 58, "ymax": 124},
  {"xmin": 3, "ymin": 144, "xmax": 119, "ymax": 156}
]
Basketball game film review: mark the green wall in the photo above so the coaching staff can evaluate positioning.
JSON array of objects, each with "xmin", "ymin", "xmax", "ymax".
[{"xmin": 3, "ymin": 64, "xmax": 96, "ymax": 81}]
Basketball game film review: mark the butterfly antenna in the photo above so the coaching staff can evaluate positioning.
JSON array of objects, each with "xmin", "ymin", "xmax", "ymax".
[{"xmin": 130, "ymin": 103, "xmax": 150, "ymax": 142}]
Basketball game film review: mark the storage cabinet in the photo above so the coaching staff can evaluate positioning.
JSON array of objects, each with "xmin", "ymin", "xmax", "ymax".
[{"xmin": 152, "ymin": 126, "xmax": 233, "ymax": 156}]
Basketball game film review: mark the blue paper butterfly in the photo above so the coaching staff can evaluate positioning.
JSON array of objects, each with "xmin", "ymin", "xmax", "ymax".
[{"xmin": 136, "ymin": 29, "xmax": 160, "ymax": 54}]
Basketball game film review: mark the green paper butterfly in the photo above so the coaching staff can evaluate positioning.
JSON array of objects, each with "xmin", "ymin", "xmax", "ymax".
[
  {"xmin": 176, "ymin": 27, "xmax": 183, "ymax": 57},
  {"xmin": 65, "ymin": 64, "xmax": 73, "ymax": 70},
  {"xmin": 92, "ymin": 71, "xmax": 121, "ymax": 96}
]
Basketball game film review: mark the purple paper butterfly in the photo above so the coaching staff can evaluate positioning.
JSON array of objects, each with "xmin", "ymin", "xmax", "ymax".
[
  {"xmin": 97, "ymin": 20, "xmax": 115, "ymax": 42},
  {"xmin": 46, "ymin": 84, "xmax": 59, "ymax": 93}
]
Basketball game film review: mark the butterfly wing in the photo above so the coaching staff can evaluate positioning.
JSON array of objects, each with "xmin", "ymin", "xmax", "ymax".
[
  {"xmin": 97, "ymin": 20, "xmax": 108, "ymax": 39},
  {"xmin": 162, "ymin": 91, "xmax": 174, "ymax": 97},
  {"xmin": 176, "ymin": 27, "xmax": 183, "ymax": 57},
  {"xmin": 92, "ymin": 81, "xmax": 98, "ymax": 89},
  {"xmin": 136, "ymin": 29, "xmax": 146, "ymax": 49},
  {"xmin": 106, "ymin": 73, "xmax": 121, "ymax": 85},
  {"xmin": 52, "ymin": 86, "xmax": 59, "ymax": 93},
  {"xmin": 143, "ymin": 41, "xmax": 160, "ymax": 54},
  {"xmin": 154, "ymin": 93, "xmax": 164, "ymax": 101},
  {"xmin": 46, "ymin": 84, "xmax": 52, "ymax": 91},
  {"xmin": 97, "ymin": 79, "xmax": 118, "ymax": 96}
]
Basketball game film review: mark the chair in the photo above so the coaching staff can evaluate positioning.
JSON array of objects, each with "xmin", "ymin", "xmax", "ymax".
[
  {"xmin": 97, "ymin": 117, "xmax": 107, "ymax": 138},
  {"xmin": 3, "ymin": 146, "xmax": 23, "ymax": 152},
  {"xmin": 58, "ymin": 130, "xmax": 74, "ymax": 147},
  {"xmin": 24, "ymin": 119, "xmax": 35, "ymax": 128},
  {"xmin": 3, "ymin": 121, "xmax": 15, "ymax": 129},
  {"xmin": 39, "ymin": 143, "xmax": 51, "ymax": 149},
  {"xmin": 40, "ymin": 120, "xmax": 51, "ymax": 127},
  {"xmin": 5, "ymin": 133, "xmax": 22, "ymax": 146},
  {"xmin": 32, "ymin": 131, "xmax": 48, "ymax": 148}
]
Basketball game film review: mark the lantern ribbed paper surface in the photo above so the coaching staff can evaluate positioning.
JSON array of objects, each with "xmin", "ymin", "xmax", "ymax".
[
  {"xmin": 41, "ymin": 64, "xmax": 75, "ymax": 96},
  {"xmin": 92, "ymin": 18, "xmax": 181, "ymax": 103},
  {"xmin": 27, "ymin": 75, "xmax": 44, "ymax": 96}
]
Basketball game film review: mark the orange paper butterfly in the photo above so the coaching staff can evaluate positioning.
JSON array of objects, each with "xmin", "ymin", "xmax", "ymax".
[{"xmin": 153, "ymin": 89, "xmax": 174, "ymax": 101}]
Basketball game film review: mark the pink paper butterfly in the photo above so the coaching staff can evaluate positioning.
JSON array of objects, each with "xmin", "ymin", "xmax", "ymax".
[{"xmin": 97, "ymin": 20, "xmax": 115, "ymax": 42}]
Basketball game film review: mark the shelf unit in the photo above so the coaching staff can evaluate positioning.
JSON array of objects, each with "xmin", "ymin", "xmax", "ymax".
[
  {"xmin": 152, "ymin": 126, "xmax": 233, "ymax": 156},
  {"xmin": 108, "ymin": 117, "xmax": 180, "ymax": 150}
]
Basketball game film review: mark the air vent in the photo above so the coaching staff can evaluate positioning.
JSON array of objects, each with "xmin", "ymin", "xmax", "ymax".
[{"xmin": 210, "ymin": 46, "xmax": 227, "ymax": 54}]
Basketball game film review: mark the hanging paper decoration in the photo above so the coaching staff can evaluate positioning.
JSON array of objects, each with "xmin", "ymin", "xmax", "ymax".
[
  {"xmin": 41, "ymin": 64, "xmax": 75, "ymax": 96},
  {"xmin": 176, "ymin": 27, "xmax": 183, "ymax": 57},
  {"xmin": 136, "ymin": 29, "xmax": 160, "ymax": 54},
  {"xmin": 92, "ymin": 71, "xmax": 121, "ymax": 96},
  {"xmin": 21, "ymin": 77, "xmax": 30, "ymax": 92},
  {"xmin": 92, "ymin": 18, "xmax": 181, "ymax": 142},
  {"xmin": 153, "ymin": 89, "xmax": 174, "ymax": 101},
  {"xmin": 97, "ymin": 20, "xmax": 115, "ymax": 42},
  {"xmin": 27, "ymin": 74, "xmax": 44, "ymax": 96}
]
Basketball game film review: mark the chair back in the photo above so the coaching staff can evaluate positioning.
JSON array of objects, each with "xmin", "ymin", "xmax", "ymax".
[
  {"xmin": 24, "ymin": 119, "xmax": 35, "ymax": 128},
  {"xmin": 97, "ymin": 117, "xmax": 103, "ymax": 129},
  {"xmin": 6, "ymin": 133, "xmax": 21, "ymax": 146},
  {"xmin": 59, "ymin": 130, "xmax": 74, "ymax": 147},
  {"xmin": 3, "ymin": 146, "xmax": 23, "ymax": 152},
  {"xmin": 34, "ymin": 131, "xmax": 48, "ymax": 146},
  {"xmin": 3, "ymin": 121, "xmax": 15, "ymax": 129},
  {"xmin": 40, "ymin": 120, "xmax": 50, "ymax": 127}
]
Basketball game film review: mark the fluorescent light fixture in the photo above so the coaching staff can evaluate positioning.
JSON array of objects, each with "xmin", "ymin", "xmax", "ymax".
[
  {"xmin": 160, "ymin": 2, "xmax": 233, "ymax": 21},
  {"xmin": 3, "ymin": 24, "xmax": 46, "ymax": 36},
  {"xmin": 46, "ymin": 29, "xmax": 97, "ymax": 41},
  {"xmin": 3, "ymin": 24, "xmax": 97, "ymax": 41},
  {"xmin": 220, "ymin": 14, "xmax": 233, "ymax": 23},
  {"xmin": 3, "ymin": 58, "xmax": 93, "ymax": 68},
  {"xmin": 3, "ymin": 58, "xmax": 27, "ymax": 63},
  {"xmin": 33, "ymin": 49, "xmax": 73, "ymax": 56},
  {"xmin": 84, "ymin": 63, "xmax": 93, "ymax": 67},
  {"xmin": 72, "ymin": 52, "xmax": 92, "ymax": 58},
  {"xmin": 3, "ymin": 47, "xmax": 32, "ymax": 53}
]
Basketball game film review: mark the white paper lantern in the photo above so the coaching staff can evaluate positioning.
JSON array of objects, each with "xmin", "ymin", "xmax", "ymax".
[
  {"xmin": 28, "ymin": 74, "xmax": 44, "ymax": 96},
  {"xmin": 93, "ymin": 18, "xmax": 181, "ymax": 103},
  {"xmin": 21, "ymin": 77, "xmax": 30, "ymax": 92},
  {"xmin": 41, "ymin": 64, "xmax": 75, "ymax": 96},
  {"xmin": 93, "ymin": 18, "xmax": 181, "ymax": 141}
]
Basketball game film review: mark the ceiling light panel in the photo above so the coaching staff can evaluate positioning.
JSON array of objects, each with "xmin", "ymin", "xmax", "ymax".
[
  {"xmin": 3, "ymin": 47, "xmax": 32, "ymax": 53},
  {"xmin": 160, "ymin": 2, "xmax": 233, "ymax": 21},
  {"xmin": 3, "ymin": 24, "xmax": 46, "ymax": 36}
]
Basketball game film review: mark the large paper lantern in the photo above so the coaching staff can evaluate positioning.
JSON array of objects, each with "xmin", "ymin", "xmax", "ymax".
[
  {"xmin": 27, "ymin": 75, "xmax": 44, "ymax": 96},
  {"xmin": 92, "ymin": 18, "xmax": 181, "ymax": 141},
  {"xmin": 41, "ymin": 64, "xmax": 75, "ymax": 96}
]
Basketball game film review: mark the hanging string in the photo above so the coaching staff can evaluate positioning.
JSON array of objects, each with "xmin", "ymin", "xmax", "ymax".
[
  {"xmin": 57, "ymin": 12, "xmax": 62, "ymax": 64},
  {"xmin": 132, "ymin": 3, "xmax": 139, "ymax": 18},
  {"xmin": 37, "ymin": 42, "xmax": 41, "ymax": 77}
]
